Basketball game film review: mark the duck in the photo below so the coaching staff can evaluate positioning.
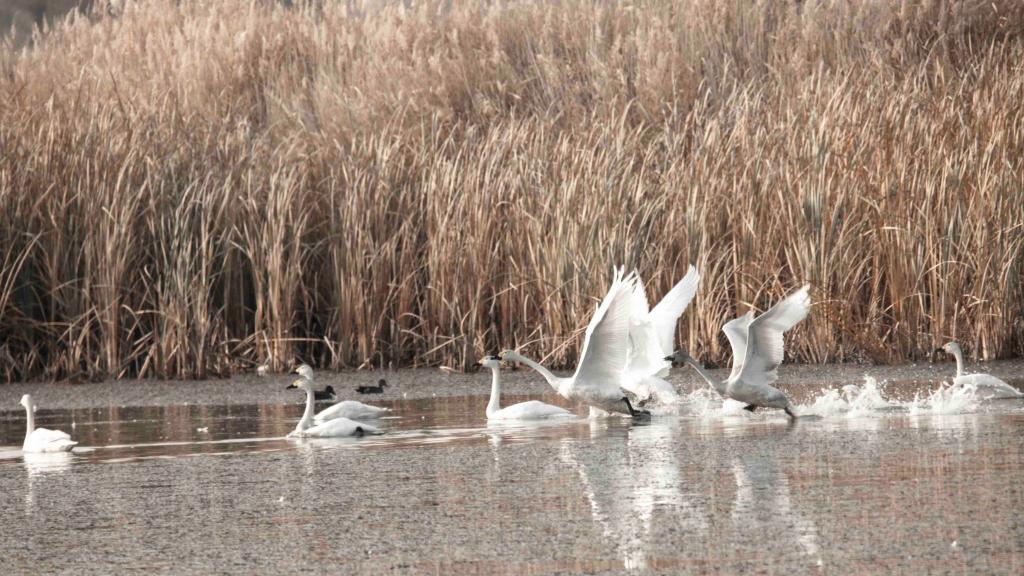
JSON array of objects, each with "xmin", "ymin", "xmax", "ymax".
[
  {"xmin": 285, "ymin": 378, "xmax": 382, "ymax": 438},
  {"xmin": 666, "ymin": 284, "xmax": 811, "ymax": 419},
  {"xmin": 499, "ymin": 268, "xmax": 650, "ymax": 417},
  {"xmin": 20, "ymin": 394, "xmax": 77, "ymax": 453},
  {"xmin": 293, "ymin": 364, "xmax": 336, "ymax": 402},
  {"xmin": 356, "ymin": 379, "xmax": 387, "ymax": 394},
  {"xmin": 940, "ymin": 342, "xmax": 1023, "ymax": 399},
  {"xmin": 477, "ymin": 355, "xmax": 575, "ymax": 420}
]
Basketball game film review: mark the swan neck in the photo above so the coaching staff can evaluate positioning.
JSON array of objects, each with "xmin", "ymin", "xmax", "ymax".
[
  {"xmin": 486, "ymin": 367, "xmax": 501, "ymax": 418},
  {"xmin": 24, "ymin": 401, "xmax": 35, "ymax": 437},
  {"xmin": 514, "ymin": 354, "xmax": 560, "ymax": 389},
  {"xmin": 952, "ymin": 347, "xmax": 965, "ymax": 377},
  {"xmin": 688, "ymin": 358, "xmax": 727, "ymax": 396},
  {"xmin": 297, "ymin": 388, "xmax": 316, "ymax": 432}
]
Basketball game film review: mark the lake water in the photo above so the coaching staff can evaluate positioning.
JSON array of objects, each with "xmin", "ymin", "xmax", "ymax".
[{"xmin": 1, "ymin": 375, "xmax": 1023, "ymax": 574}]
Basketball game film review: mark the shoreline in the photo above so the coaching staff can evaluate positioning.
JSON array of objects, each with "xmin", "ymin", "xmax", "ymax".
[{"xmin": 2, "ymin": 359, "xmax": 1022, "ymax": 411}]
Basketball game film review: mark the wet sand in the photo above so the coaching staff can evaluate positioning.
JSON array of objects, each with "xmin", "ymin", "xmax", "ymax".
[{"xmin": 1, "ymin": 366, "xmax": 1023, "ymax": 574}]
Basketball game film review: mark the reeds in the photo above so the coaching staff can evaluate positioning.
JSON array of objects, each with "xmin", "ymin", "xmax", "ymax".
[{"xmin": 1, "ymin": 0, "xmax": 1022, "ymax": 381}]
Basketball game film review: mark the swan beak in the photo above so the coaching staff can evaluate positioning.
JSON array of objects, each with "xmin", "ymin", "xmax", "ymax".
[
  {"xmin": 663, "ymin": 355, "xmax": 674, "ymax": 361},
  {"xmin": 285, "ymin": 382, "xmax": 298, "ymax": 390},
  {"xmin": 471, "ymin": 362, "xmax": 481, "ymax": 368}
]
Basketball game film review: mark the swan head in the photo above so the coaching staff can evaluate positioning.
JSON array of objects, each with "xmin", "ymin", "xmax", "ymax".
[
  {"xmin": 941, "ymin": 342, "xmax": 962, "ymax": 356},
  {"xmin": 294, "ymin": 364, "xmax": 314, "ymax": 379},
  {"xmin": 19, "ymin": 394, "xmax": 33, "ymax": 410},
  {"xmin": 286, "ymin": 378, "xmax": 313, "ymax": 391},
  {"xmin": 664, "ymin": 349, "xmax": 691, "ymax": 366},
  {"xmin": 478, "ymin": 355, "xmax": 501, "ymax": 370}
]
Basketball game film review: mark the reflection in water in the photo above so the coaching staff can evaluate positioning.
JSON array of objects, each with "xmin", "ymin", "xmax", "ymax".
[
  {"xmin": 559, "ymin": 418, "xmax": 708, "ymax": 572},
  {"xmin": 23, "ymin": 451, "xmax": 73, "ymax": 514},
  {"xmin": 731, "ymin": 442, "xmax": 822, "ymax": 569}
]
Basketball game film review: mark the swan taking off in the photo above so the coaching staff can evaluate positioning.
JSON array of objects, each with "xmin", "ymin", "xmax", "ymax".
[
  {"xmin": 478, "ymin": 356, "xmax": 575, "ymax": 421},
  {"xmin": 286, "ymin": 378, "xmax": 382, "ymax": 438},
  {"xmin": 667, "ymin": 284, "xmax": 811, "ymax": 419},
  {"xmin": 940, "ymin": 342, "xmax": 1023, "ymax": 399},
  {"xmin": 20, "ymin": 395, "xmax": 77, "ymax": 453},
  {"xmin": 500, "ymin": 268, "xmax": 650, "ymax": 417},
  {"xmin": 622, "ymin": 266, "xmax": 700, "ymax": 406}
]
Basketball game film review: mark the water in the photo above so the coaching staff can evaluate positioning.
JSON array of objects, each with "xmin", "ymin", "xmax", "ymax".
[{"xmin": 2, "ymin": 374, "xmax": 1023, "ymax": 574}]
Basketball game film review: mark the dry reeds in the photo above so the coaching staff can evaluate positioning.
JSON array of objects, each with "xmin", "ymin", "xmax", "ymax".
[{"xmin": 1, "ymin": 0, "xmax": 1022, "ymax": 381}]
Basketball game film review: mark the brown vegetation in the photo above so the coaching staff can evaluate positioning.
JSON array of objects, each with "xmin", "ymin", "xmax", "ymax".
[{"xmin": 1, "ymin": 0, "xmax": 1023, "ymax": 382}]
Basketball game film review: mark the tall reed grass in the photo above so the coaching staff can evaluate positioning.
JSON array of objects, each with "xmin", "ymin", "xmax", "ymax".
[{"xmin": 1, "ymin": 0, "xmax": 1022, "ymax": 381}]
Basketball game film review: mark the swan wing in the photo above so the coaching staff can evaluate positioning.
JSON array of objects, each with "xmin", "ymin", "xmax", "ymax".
[
  {"xmin": 955, "ymin": 374, "xmax": 1023, "ymax": 398},
  {"xmin": 572, "ymin": 268, "xmax": 636, "ymax": 397},
  {"xmin": 490, "ymin": 401, "xmax": 575, "ymax": 420},
  {"xmin": 735, "ymin": 285, "xmax": 810, "ymax": 390},
  {"xmin": 722, "ymin": 312, "xmax": 754, "ymax": 381},
  {"xmin": 301, "ymin": 417, "xmax": 382, "ymax": 437},
  {"xmin": 649, "ymin": 266, "xmax": 700, "ymax": 355},
  {"xmin": 24, "ymin": 427, "xmax": 77, "ymax": 452},
  {"xmin": 314, "ymin": 401, "xmax": 388, "ymax": 423}
]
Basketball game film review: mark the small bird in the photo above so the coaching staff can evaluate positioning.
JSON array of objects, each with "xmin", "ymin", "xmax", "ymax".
[
  {"xmin": 356, "ymin": 379, "xmax": 388, "ymax": 394},
  {"xmin": 313, "ymin": 385, "xmax": 336, "ymax": 403}
]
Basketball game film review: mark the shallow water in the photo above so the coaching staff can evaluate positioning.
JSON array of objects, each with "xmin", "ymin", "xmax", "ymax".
[{"xmin": 2, "ymin": 377, "xmax": 1023, "ymax": 574}]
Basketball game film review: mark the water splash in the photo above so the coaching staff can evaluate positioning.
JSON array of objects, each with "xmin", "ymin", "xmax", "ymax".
[{"xmin": 907, "ymin": 382, "xmax": 980, "ymax": 415}]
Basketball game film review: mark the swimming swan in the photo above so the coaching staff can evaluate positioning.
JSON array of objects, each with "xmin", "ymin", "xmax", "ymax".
[
  {"xmin": 478, "ymin": 356, "xmax": 575, "ymax": 421},
  {"xmin": 940, "ymin": 342, "xmax": 1022, "ymax": 399},
  {"xmin": 622, "ymin": 266, "xmax": 700, "ymax": 405},
  {"xmin": 500, "ymin": 268, "xmax": 650, "ymax": 417},
  {"xmin": 667, "ymin": 284, "xmax": 810, "ymax": 419},
  {"xmin": 313, "ymin": 399, "xmax": 390, "ymax": 424},
  {"xmin": 20, "ymin": 394, "xmax": 77, "ymax": 453},
  {"xmin": 286, "ymin": 378, "xmax": 382, "ymax": 438},
  {"xmin": 293, "ymin": 364, "xmax": 336, "ymax": 402}
]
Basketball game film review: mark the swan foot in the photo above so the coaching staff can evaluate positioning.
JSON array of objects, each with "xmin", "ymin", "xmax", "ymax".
[
  {"xmin": 621, "ymin": 397, "xmax": 651, "ymax": 419},
  {"xmin": 743, "ymin": 404, "xmax": 758, "ymax": 412},
  {"xmin": 354, "ymin": 426, "xmax": 365, "ymax": 437},
  {"xmin": 784, "ymin": 406, "xmax": 798, "ymax": 420}
]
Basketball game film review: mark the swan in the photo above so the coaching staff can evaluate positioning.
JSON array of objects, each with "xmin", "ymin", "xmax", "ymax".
[
  {"xmin": 313, "ymin": 399, "xmax": 390, "ymax": 424},
  {"xmin": 20, "ymin": 395, "xmax": 77, "ymax": 453},
  {"xmin": 666, "ymin": 284, "xmax": 811, "ymax": 419},
  {"xmin": 940, "ymin": 342, "xmax": 1022, "ymax": 399},
  {"xmin": 499, "ymin": 268, "xmax": 650, "ymax": 417},
  {"xmin": 478, "ymin": 355, "xmax": 575, "ymax": 420},
  {"xmin": 286, "ymin": 378, "xmax": 382, "ymax": 438},
  {"xmin": 356, "ymin": 379, "xmax": 388, "ymax": 394},
  {"xmin": 293, "ymin": 364, "xmax": 336, "ymax": 402},
  {"xmin": 621, "ymin": 266, "xmax": 700, "ymax": 405}
]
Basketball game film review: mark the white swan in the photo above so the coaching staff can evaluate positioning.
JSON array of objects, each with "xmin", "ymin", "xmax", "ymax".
[
  {"xmin": 622, "ymin": 266, "xmax": 700, "ymax": 405},
  {"xmin": 20, "ymin": 395, "xmax": 77, "ymax": 453},
  {"xmin": 286, "ymin": 378, "xmax": 382, "ymax": 438},
  {"xmin": 478, "ymin": 356, "xmax": 575, "ymax": 420},
  {"xmin": 667, "ymin": 284, "xmax": 811, "ymax": 419},
  {"xmin": 313, "ymin": 400, "xmax": 390, "ymax": 424},
  {"xmin": 500, "ymin": 268, "xmax": 649, "ymax": 417},
  {"xmin": 941, "ymin": 342, "xmax": 1022, "ymax": 399}
]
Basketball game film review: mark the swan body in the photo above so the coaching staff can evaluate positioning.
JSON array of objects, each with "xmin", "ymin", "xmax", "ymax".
[
  {"xmin": 942, "ymin": 342, "xmax": 1023, "ymax": 399},
  {"xmin": 479, "ymin": 356, "xmax": 575, "ymax": 421},
  {"xmin": 286, "ymin": 378, "xmax": 382, "ymax": 438},
  {"xmin": 313, "ymin": 400, "xmax": 390, "ymax": 424},
  {"xmin": 621, "ymin": 266, "xmax": 700, "ymax": 405},
  {"xmin": 20, "ymin": 395, "xmax": 77, "ymax": 453},
  {"xmin": 668, "ymin": 285, "xmax": 811, "ymax": 419},
  {"xmin": 500, "ymin": 268, "xmax": 648, "ymax": 417}
]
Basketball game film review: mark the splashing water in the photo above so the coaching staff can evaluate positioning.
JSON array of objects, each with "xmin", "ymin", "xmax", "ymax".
[{"xmin": 907, "ymin": 382, "xmax": 980, "ymax": 416}]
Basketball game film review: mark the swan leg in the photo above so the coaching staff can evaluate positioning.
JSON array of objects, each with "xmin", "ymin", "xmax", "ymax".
[
  {"xmin": 621, "ymin": 397, "xmax": 651, "ymax": 419},
  {"xmin": 743, "ymin": 404, "xmax": 758, "ymax": 412},
  {"xmin": 784, "ymin": 406, "xmax": 798, "ymax": 420}
]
